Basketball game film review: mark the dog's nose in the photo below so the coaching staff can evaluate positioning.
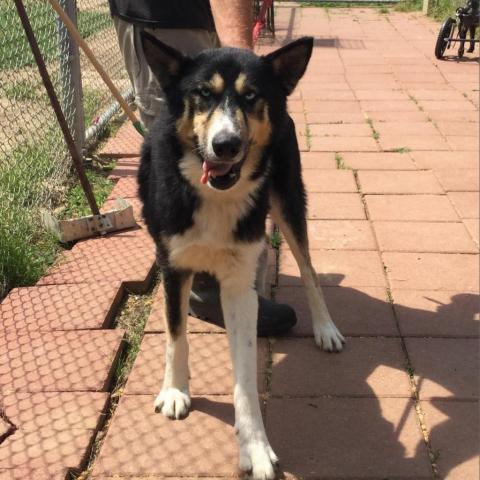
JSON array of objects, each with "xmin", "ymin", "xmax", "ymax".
[{"xmin": 212, "ymin": 132, "xmax": 242, "ymax": 159}]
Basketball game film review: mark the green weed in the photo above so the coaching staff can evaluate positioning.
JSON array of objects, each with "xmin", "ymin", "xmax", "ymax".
[
  {"xmin": 270, "ymin": 229, "xmax": 282, "ymax": 249},
  {"xmin": 392, "ymin": 146, "xmax": 411, "ymax": 153},
  {"xmin": 335, "ymin": 152, "xmax": 347, "ymax": 169},
  {"xmin": 305, "ymin": 125, "xmax": 312, "ymax": 150},
  {"xmin": 366, "ymin": 117, "xmax": 380, "ymax": 141},
  {"xmin": 83, "ymin": 89, "xmax": 105, "ymax": 127},
  {"xmin": 60, "ymin": 165, "xmax": 115, "ymax": 220}
]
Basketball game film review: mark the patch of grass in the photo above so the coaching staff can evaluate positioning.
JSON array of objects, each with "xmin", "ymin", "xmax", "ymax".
[
  {"xmin": 305, "ymin": 125, "xmax": 312, "ymax": 150},
  {"xmin": 386, "ymin": 288, "xmax": 394, "ymax": 303},
  {"xmin": 392, "ymin": 146, "xmax": 411, "ymax": 153},
  {"xmin": 113, "ymin": 289, "xmax": 155, "ymax": 389},
  {"xmin": 0, "ymin": 216, "xmax": 59, "ymax": 298},
  {"xmin": 301, "ymin": 1, "xmax": 396, "ymax": 7},
  {"xmin": 60, "ymin": 164, "xmax": 115, "ymax": 220},
  {"xmin": 366, "ymin": 117, "xmax": 380, "ymax": 140},
  {"xmin": 378, "ymin": 5, "xmax": 391, "ymax": 13},
  {"xmin": 394, "ymin": 0, "xmax": 422, "ymax": 12},
  {"xmin": 4, "ymin": 79, "xmax": 39, "ymax": 101},
  {"xmin": 270, "ymin": 229, "xmax": 282, "ymax": 249},
  {"xmin": 431, "ymin": 449, "xmax": 441, "ymax": 463},
  {"xmin": 406, "ymin": 364, "xmax": 416, "ymax": 377},
  {"xmin": 0, "ymin": 3, "xmax": 110, "ymax": 70},
  {"xmin": 83, "ymin": 88, "xmax": 106, "ymax": 128},
  {"xmin": 0, "ymin": 118, "xmax": 115, "ymax": 298},
  {"xmin": 428, "ymin": 0, "xmax": 463, "ymax": 20},
  {"xmin": 335, "ymin": 152, "xmax": 347, "ymax": 169},
  {"xmin": 0, "ymin": 125, "xmax": 65, "ymax": 297}
]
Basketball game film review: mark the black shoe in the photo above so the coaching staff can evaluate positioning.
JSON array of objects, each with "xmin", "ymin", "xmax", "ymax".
[{"xmin": 188, "ymin": 273, "xmax": 297, "ymax": 337}]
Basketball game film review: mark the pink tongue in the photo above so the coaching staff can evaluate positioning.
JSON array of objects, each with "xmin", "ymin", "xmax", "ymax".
[{"xmin": 200, "ymin": 161, "xmax": 232, "ymax": 184}]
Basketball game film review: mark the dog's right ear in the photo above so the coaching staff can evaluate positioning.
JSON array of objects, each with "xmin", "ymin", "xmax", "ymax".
[
  {"xmin": 140, "ymin": 32, "xmax": 187, "ymax": 87},
  {"xmin": 263, "ymin": 37, "xmax": 313, "ymax": 95}
]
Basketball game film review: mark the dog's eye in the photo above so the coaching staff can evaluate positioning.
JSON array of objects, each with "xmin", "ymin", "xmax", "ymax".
[
  {"xmin": 244, "ymin": 91, "xmax": 257, "ymax": 101},
  {"xmin": 199, "ymin": 87, "xmax": 211, "ymax": 98}
]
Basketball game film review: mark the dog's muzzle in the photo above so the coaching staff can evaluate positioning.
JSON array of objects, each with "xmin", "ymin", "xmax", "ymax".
[{"xmin": 201, "ymin": 158, "xmax": 244, "ymax": 190}]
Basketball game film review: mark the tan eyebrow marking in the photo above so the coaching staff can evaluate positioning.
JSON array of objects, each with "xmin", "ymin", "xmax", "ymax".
[
  {"xmin": 234, "ymin": 73, "xmax": 248, "ymax": 94},
  {"xmin": 209, "ymin": 73, "xmax": 224, "ymax": 94}
]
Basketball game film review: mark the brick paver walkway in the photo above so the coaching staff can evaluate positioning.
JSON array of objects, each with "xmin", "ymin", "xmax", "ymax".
[{"xmin": 1, "ymin": 5, "xmax": 478, "ymax": 480}]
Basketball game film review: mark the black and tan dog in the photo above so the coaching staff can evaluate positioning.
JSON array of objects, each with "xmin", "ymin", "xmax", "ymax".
[{"xmin": 138, "ymin": 33, "xmax": 345, "ymax": 479}]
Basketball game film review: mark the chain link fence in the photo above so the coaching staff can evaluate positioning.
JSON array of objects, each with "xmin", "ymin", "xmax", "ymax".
[{"xmin": 0, "ymin": 0, "xmax": 132, "ymax": 298}]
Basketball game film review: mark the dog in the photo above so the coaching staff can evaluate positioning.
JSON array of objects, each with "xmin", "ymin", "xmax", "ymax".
[{"xmin": 138, "ymin": 33, "xmax": 345, "ymax": 479}]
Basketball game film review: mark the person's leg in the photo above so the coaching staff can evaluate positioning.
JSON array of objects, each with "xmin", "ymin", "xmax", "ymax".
[{"xmin": 114, "ymin": 20, "xmax": 221, "ymax": 129}]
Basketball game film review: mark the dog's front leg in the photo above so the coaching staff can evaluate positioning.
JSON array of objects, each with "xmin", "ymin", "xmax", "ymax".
[
  {"xmin": 154, "ymin": 267, "xmax": 193, "ymax": 419},
  {"xmin": 221, "ymin": 285, "xmax": 278, "ymax": 480}
]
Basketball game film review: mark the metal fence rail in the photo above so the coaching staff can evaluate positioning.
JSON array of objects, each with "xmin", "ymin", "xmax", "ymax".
[{"xmin": 0, "ymin": 0, "xmax": 130, "ymax": 297}]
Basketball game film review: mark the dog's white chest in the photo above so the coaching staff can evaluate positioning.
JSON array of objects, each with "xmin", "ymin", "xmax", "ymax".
[{"xmin": 167, "ymin": 196, "xmax": 259, "ymax": 276}]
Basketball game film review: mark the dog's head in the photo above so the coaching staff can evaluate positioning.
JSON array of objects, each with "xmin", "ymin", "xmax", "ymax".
[{"xmin": 141, "ymin": 33, "xmax": 313, "ymax": 191}]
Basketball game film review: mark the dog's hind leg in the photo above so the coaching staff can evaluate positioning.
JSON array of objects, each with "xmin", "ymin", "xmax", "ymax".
[
  {"xmin": 219, "ymin": 251, "xmax": 278, "ymax": 480},
  {"xmin": 270, "ymin": 117, "xmax": 345, "ymax": 351},
  {"xmin": 154, "ymin": 267, "xmax": 193, "ymax": 419},
  {"xmin": 270, "ymin": 194, "xmax": 345, "ymax": 351}
]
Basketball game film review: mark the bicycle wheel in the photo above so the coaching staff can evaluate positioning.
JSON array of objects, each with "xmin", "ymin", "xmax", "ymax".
[{"xmin": 435, "ymin": 17, "xmax": 456, "ymax": 59}]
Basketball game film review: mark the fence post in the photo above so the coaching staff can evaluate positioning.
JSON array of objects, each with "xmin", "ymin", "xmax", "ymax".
[
  {"xmin": 56, "ymin": 0, "xmax": 85, "ymax": 156},
  {"xmin": 422, "ymin": 0, "xmax": 430, "ymax": 14}
]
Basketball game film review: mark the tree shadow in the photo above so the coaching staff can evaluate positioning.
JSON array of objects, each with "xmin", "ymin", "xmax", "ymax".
[{"xmin": 259, "ymin": 271, "xmax": 479, "ymax": 479}]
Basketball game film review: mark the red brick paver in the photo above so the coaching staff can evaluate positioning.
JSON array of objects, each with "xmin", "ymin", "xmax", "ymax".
[
  {"xmin": 383, "ymin": 252, "xmax": 479, "ymax": 291},
  {"xmin": 0, "ymin": 330, "xmax": 124, "ymax": 393},
  {"xmin": 275, "ymin": 286, "xmax": 398, "ymax": 336},
  {"xmin": 393, "ymin": 290, "xmax": 479, "ymax": 337},
  {"xmin": 421, "ymin": 401, "xmax": 479, "ymax": 479},
  {"xmin": 266, "ymin": 398, "xmax": 432, "ymax": 478},
  {"xmin": 271, "ymin": 337, "xmax": 411, "ymax": 397},
  {"xmin": 357, "ymin": 170, "xmax": 444, "ymax": 194},
  {"xmin": 99, "ymin": 123, "xmax": 142, "ymax": 158},
  {"xmin": 92, "ymin": 395, "xmax": 238, "ymax": 477},
  {"xmin": 0, "ymin": 283, "xmax": 123, "ymax": 332},
  {"xmin": 307, "ymin": 193, "xmax": 366, "ymax": 219},
  {"xmin": 373, "ymin": 221, "xmax": 477, "ymax": 253},
  {"xmin": 279, "ymin": 249, "xmax": 387, "ymax": 287},
  {"xmin": 38, "ymin": 228, "xmax": 155, "ymax": 293},
  {"xmin": 406, "ymin": 338, "xmax": 479, "ymax": 400},
  {"xmin": 365, "ymin": 194, "xmax": 460, "ymax": 221}
]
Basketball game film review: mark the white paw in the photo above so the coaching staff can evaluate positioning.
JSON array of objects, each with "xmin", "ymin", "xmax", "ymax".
[
  {"xmin": 314, "ymin": 321, "xmax": 345, "ymax": 352},
  {"xmin": 154, "ymin": 387, "xmax": 191, "ymax": 419},
  {"xmin": 239, "ymin": 440, "xmax": 278, "ymax": 480}
]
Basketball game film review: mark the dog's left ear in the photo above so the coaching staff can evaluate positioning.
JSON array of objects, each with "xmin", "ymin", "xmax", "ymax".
[
  {"xmin": 140, "ymin": 31, "xmax": 187, "ymax": 88},
  {"xmin": 263, "ymin": 37, "xmax": 313, "ymax": 95}
]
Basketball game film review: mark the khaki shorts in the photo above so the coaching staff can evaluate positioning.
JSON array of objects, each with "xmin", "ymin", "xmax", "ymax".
[{"xmin": 113, "ymin": 17, "xmax": 220, "ymax": 130}]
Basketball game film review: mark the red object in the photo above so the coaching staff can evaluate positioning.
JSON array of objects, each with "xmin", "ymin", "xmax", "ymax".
[{"xmin": 252, "ymin": 0, "xmax": 273, "ymax": 44}]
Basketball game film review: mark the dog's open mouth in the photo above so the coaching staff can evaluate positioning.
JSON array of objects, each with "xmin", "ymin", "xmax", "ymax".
[{"xmin": 200, "ymin": 160, "xmax": 242, "ymax": 190}]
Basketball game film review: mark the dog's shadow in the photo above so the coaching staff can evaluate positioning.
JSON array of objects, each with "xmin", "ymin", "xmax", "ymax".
[{"xmin": 193, "ymin": 273, "xmax": 478, "ymax": 479}]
